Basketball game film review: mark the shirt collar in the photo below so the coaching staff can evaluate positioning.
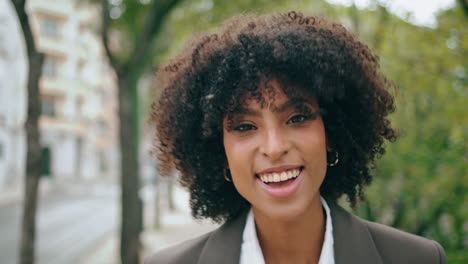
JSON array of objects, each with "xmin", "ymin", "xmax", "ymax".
[{"xmin": 240, "ymin": 196, "xmax": 335, "ymax": 264}]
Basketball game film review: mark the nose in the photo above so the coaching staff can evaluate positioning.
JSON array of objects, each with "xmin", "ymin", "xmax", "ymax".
[{"xmin": 260, "ymin": 127, "xmax": 290, "ymax": 161}]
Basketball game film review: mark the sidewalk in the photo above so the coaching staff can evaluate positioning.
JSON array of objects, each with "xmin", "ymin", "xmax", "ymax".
[
  {"xmin": 0, "ymin": 185, "xmax": 23, "ymax": 207},
  {"xmin": 0, "ymin": 178, "xmax": 56, "ymax": 207},
  {"xmin": 0, "ymin": 178, "xmax": 117, "ymax": 208},
  {"xmin": 142, "ymin": 209, "xmax": 218, "ymax": 256},
  {"xmin": 80, "ymin": 187, "xmax": 219, "ymax": 264}
]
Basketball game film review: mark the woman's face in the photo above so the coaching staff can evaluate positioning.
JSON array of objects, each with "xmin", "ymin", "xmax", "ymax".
[{"xmin": 223, "ymin": 79, "xmax": 328, "ymax": 221}]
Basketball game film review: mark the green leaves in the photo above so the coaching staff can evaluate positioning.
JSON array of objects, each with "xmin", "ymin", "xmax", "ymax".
[{"xmin": 356, "ymin": 3, "xmax": 467, "ymax": 254}]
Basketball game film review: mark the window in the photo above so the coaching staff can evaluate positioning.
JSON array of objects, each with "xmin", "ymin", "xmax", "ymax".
[
  {"xmin": 76, "ymin": 97, "xmax": 84, "ymax": 120},
  {"xmin": 0, "ymin": 114, "xmax": 5, "ymax": 126},
  {"xmin": 98, "ymin": 120, "xmax": 107, "ymax": 130},
  {"xmin": 40, "ymin": 18, "xmax": 59, "ymax": 38},
  {"xmin": 43, "ymin": 57, "xmax": 58, "ymax": 78},
  {"xmin": 40, "ymin": 147, "xmax": 51, "ymax": 177},
  {"xmin": 0, "ymin": 141, "xmax": 4, "ymax": 160},
  {"xmin": 42, "ymin": 97, "xmax": 56, "ymax": 117},
  {"xmin": 99, "ymin": 151, "xmax": 107, "ymax": 173}
]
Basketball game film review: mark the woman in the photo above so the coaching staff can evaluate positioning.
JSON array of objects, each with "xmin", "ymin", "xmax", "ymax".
[{"xmin": 145, "ymin": 11, "xmax": 446, "ymax": 264}]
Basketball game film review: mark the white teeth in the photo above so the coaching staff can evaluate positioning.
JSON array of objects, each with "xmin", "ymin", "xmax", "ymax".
[
  {"xmin": 280, "ymin": 172, "xmax": 288, "ymax": 181},
  {"xmin": 273, "ymin": 174, "xmax": 280, "ymax": 182},
  {"xmin": 291, "ymin": 169, "xmax": 299, "ymax": 179},
  {"xmin": 258, "ymin": 168, "xmax": 301, "ymax": 184}
]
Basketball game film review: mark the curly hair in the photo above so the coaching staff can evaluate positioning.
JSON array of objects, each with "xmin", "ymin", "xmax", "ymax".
[{"xmin": 151, "ymin": 11, "xmax": 397, "ymax": 223}]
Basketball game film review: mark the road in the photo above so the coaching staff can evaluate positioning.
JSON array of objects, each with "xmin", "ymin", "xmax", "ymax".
[{"xmin": 0, "ymin": 183, "xmax": 118, "ymax": 264}]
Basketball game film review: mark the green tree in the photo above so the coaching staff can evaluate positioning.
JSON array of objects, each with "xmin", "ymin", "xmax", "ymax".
[
  {"xmin": 352, "ymin": 2, "xmax": 467, "ymax": 261},
  {"xmin": 97, "ymin": 0, "xmax": 183, "ymax": 263}
]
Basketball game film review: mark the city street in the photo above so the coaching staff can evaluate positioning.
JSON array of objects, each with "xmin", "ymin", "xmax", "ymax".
[{"xmin": 0, "ymin": 184, "xmax": 118, "ymax": 264}]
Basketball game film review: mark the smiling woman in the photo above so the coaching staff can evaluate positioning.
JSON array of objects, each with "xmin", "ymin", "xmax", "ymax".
[
  {"xmin": 223, "ymin": 80, "xmax": 328, "ymax": 224},
  {"xmin": 145, "ymin": 11, "xmax": 446, "ymax": 264}
]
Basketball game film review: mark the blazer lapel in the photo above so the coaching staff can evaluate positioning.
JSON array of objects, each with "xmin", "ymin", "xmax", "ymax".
[
  {"xmin": 329, "ymin": 202, "xmax": 383, "ymax": 264},
  {"xmin": 197, "ymin": 211, "xmax": 248, "ymax": 264},
  {"xmin": 196, "ymin": 203, "xmax": 383, "ymax": 264}
]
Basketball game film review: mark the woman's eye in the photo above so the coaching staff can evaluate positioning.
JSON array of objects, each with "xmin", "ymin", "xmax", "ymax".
[
  {"xmin": 234, "ymin": 124, "xmax": 256, "ymax": 132},
  {"xmin": 287, "ymin": 114, "xmax": 310, "ymax": 124}
]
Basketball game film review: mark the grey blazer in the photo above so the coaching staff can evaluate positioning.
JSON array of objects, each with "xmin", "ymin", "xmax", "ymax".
[{"xmin": 144, "ymin": 202, "xmax": 446, "ymax": 264}]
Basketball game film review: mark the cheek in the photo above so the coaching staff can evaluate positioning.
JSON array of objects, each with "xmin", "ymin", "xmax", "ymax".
[
  {"xmin": 224, "ymin": 137, "xmax": 254, "ymax": 164},
  {"xmin": 223, "ymin": 134, "xmax": 248, "ymax": 169},
  {"xmin": 296, "ymin": 119, "xmax": 326, "ymax": 142},
  {"xmin": 223, "ymin": 136, "xmax": 257, "ymax": 200},
  {"xmin": 294, "ymin": 124, "xmax": 327, "ymax": 164},
  {"xmin": 223, "ymin": 134, "xmax": 257, "ymax": 186}
]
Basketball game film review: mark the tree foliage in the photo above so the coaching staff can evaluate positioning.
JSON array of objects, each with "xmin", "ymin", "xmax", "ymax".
[{"xmin": 358, "ymin": 4, "xmax": 467, "ymax": 260}]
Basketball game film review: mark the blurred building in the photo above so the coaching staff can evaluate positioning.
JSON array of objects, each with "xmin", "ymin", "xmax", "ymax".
[
  {"xmin": 0, "ymin": 0, "xmax": 27, "ymax": 189},
  {"xmin": 0, "ymin": 0, "xmax": 119, "ymax": 192}
]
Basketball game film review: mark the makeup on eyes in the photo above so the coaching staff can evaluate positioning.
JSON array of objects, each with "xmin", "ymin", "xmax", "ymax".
[{"xmin": 226, "ymin": 104, "xmax": 320, "ymax": 133}]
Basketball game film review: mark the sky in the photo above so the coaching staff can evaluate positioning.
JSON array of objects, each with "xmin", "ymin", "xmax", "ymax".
[{"xmin": 326, "ymin": 0, "xmax": 456, "ymax": 27}]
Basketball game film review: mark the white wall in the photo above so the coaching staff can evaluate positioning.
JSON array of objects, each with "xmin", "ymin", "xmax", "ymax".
[{"xmin": 0, "ymin": 0, "xmax": 27, "ymax": 189}]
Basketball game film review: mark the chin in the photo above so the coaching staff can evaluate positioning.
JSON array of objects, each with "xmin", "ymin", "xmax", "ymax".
[{"xmin": 254, "ymin": 197, "xmax": 319, "ymax": 222}]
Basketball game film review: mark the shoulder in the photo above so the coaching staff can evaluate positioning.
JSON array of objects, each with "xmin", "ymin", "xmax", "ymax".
[
  {"xmin": 142, "ymin": 211, "xmax": 247, "ymax": 264},
  {"xmin": 327, "ymin": 201, "xmax": 446, "ymax": 264},
  {"xmin": 360, "ymin": 217, "xmax": 446, "ymax": 264},
  {"xmin": 143, "ymin": 232, "xmax": 211, "ymax": 264}
]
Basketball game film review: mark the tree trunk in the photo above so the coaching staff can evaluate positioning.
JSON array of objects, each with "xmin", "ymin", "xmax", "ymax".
[
  {"xmin": 118, "ymin": 75, "xmax": 142, "ymax": 264},
  {"xmin": 390, "ymin": 199, "xmax": 405, "ymax": 228},
  {"xmin": 154, "ymin": 174, "xmax": 161, "ymax": 229},
  {"xmin": 10, "ymin": 1, "xmax": 44, "ymax": 263},
  {"xmin": 167, "ymin": 176, "xmax": 175, "ymax": 211},
  {"xmin": 372, "ymin": 5, "xmax": 390, "ymax": 53},
  {"xmin": 349, "ymin": 3, "xmax": 360, "ymax": 36},
  {"xmin": 98, "ymin": 1, "xmax": 184, "ymax": 262},
  {"xmin": 458, "ymin": 0, "xmax": 468, "ymax": 18},
  {"xmin": 19, "ymin": 50, "xmax": 43, "ymax": 264}
]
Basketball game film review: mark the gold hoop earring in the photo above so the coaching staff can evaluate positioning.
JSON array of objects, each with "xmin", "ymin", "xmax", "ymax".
[
  {"xmin": 327, "ymin": 151, "xmax": 339, "ymax": 167},
  {"xmin": 224, "ymin": 168, "xmax": 232, "ymax": 182}
]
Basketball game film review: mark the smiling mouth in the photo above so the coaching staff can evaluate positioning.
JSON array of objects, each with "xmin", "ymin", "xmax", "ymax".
[{"xmin": 257, "ymin": 167, "xmax": 303, "ymax": 184}]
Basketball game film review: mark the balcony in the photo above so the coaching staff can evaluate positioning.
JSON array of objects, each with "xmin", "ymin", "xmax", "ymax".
[
  {"xmin": 40, "ymin": 77, "xmax": 72, "ymax": 96},
  {"xmin": 29, "ymin": 0, "xmax": 74, "ymax": 19},
  {"xmin": 39, "ymin": 116, "xmax": 86, "ymax": 136},
  {"xmin": 37, "ymin": 37, "xmax": 69, "ymax": 58}
]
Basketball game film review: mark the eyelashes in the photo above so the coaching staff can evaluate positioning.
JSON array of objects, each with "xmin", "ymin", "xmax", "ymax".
[
  {"xmin": 286, "ymin": 113, "xmax": 317, "ymax": 124},
  {"xmin": 233, "ymin": 123, "xmax": 256, "ymax": 132},
  {"xmin": 229, "ymin": 111, "xmax": 319, "ymax": 132},
  {"xmin": 224, "ymin": 103, "xmax": 323, "ymax": 133}
]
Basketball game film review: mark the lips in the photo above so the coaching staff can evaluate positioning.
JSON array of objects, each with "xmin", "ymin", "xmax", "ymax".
[
  {"xmin": 256, "ymin": 167, "xmax": 304, "ymax": 198},
  {"xmin": 257, "ymin": 168, "xmax": 301, "ymax": 183}
]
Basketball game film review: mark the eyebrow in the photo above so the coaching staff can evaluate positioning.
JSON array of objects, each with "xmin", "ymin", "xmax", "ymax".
[
  {"xmin": 274, "ymin": 97, "xmax": 313, "ymax": 113},
  {"xmin": 232, "ymin": 97, "xmax": 314, "ymax": 117}
]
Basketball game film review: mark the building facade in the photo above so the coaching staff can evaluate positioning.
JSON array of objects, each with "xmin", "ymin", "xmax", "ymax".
[
  {"xmin": 0, "ymin": 0, "xmax": 27, "ymax": 189},
  {"xmin": 0, "ymin": 0, "xmax": 119, "ymax": 193}
]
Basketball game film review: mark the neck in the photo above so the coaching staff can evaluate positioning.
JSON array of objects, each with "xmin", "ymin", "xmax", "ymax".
[{"xmin": 253, "ymin": 196, "xmax": 325, "ymax": 264}]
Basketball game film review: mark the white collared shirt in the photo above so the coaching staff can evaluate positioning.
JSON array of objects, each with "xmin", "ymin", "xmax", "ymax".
[{"xmin": 240, "ymin": 197, "xmax": 335, "ymax": 264}]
